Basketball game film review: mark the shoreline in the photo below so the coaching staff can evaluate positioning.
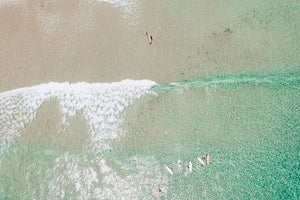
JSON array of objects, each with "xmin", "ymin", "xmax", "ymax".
[{"xmin": 1, "ymin": 0, "xmax": 299, "ymax": 93}]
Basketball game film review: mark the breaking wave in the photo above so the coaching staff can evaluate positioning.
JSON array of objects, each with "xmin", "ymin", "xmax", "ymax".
[{"xmin": 0, "ymin": 79, "xmax": 156, "ymax": 156}]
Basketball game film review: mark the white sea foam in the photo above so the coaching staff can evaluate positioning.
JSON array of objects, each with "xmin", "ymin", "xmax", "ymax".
[
  {"xmin": 1, "ymin": 0, "xmax": 142, "ymax": 25},
  {"xmin": 99, "ymin": 156, "xmax": 168, "ymax": 198},
  {"xmin": 0, "ymin": 79, "xmax": 156, "ymax": 155},
  {"xmin": 0, "ymin": 80, "xmax": 169, "ymax": 198},
  {"xmin": 97, "ymin": 0, "xmax": 143, "ymax": 25},
  {"xmin": 99, "ymin": 0, "xmax": 142, "ymax": 12},
  {"xmin": 0, "ymin": 0, "xmax": 22, "ymax": 7},
  {"xmin": 18, "ymin": 153, "xmax": 167, "ymax": 199}
]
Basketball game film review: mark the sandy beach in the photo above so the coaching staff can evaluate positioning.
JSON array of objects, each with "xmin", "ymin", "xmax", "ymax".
[
  {"xmin": 1, "ymin": 0, "xmax": 299, "ymax": 92},
  {"xmin": 0, "ymin": 1, "xmax": 299, "ymax": 199}
]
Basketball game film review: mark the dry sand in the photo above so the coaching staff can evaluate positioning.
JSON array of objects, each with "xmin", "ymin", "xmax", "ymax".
[{"xmin": 0, "ymin": 0, "xmax": 299, "ymax": 92}]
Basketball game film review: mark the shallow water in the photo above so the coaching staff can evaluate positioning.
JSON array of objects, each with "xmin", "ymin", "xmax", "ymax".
[
  {"xmin": 0, "ymin": 73, "xmax": 299, "ymax": 199},
  {"xmin": 115, "ymin": 73, "xmax": 300, "ymax": 199},
  {"xmin": 0, "ymin": 0, "xmax": 300, "ymax": 199}
]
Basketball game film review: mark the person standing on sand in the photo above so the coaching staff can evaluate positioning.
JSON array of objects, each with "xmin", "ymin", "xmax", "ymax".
[{"xmin": 145, "ymin": 32, "xmax": 152, "ymax": 44}]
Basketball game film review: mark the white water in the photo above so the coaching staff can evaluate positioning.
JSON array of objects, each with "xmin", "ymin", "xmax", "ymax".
[
  {"xmin": 18, "ymin": 153, "xmax": 167, "ymax": 199},
  {"xmin": 0, "ymin": 0, "xmax": 21, "ymax": 7},
  {"xmin": 0, "ymin": 80, "xmax": 172, "ymax": 199},
  {"xmin": 1, "ymin": 0, "xmax": 143, "ymax": 26},
  {"xmin": 98, "ymin": 0, "xmax": 143, "ymax": 25},
  {"xmin": 0, "ymin": 80, "xmax": 156, "ymax": 155}
]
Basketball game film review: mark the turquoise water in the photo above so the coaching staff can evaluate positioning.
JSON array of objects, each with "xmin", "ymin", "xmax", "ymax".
[
  {"xmin": 0, "ymin": 0, "xmax": 300, "ymax": 199},
  {"xmin": 0, "ymin": 72, "xmax": 299, "ymax": 199},
  {"xmin": 114, "ymin": 72, "xmax": 300, "ymax": 199}
]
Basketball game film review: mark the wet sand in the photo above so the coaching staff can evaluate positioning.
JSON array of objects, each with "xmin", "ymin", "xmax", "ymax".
[
  {"xmin": 16, "ymin": 99, "xmax": 90, "ymax": 152},
  {"xmin": 0, "ymin": 0, "xmax": 299, "ymax": 92}
]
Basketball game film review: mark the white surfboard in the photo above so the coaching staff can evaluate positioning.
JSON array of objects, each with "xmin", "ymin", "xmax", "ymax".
[
  {"xmin": 166, "ymin": 166, "xmax": 174, "ymax": 175},
  {"xmin": 206, "ymin": 154, "xmax": 210, "ymax": 166},
  {"xmin": 197, "ymin": 157, "xmax": 205, "ymax": 166}
]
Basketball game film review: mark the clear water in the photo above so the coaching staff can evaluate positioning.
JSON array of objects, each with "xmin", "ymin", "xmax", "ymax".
[
  {"xmin": 0, "ymin": 73, "xmax": 299, "ymax": 199},
  {"xmin": 0, "ymin": 0, "xmax": 300, "ymax": 199},
  {"xmin": 115, "ymin": 73, "xmax": 300, "ymax": 199}
]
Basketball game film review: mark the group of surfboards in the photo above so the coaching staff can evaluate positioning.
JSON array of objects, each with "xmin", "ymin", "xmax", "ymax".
[
  {"xmin": 154, "ymin": 154, "xmax": 210, "ymax": 196},
  {"xmin": 165, "ymin": 154, "xmax": 210, "ymax": 175}
]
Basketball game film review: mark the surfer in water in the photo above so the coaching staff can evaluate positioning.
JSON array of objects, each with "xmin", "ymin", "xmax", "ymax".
[
  {"xmin": 197, "ymin": 157, "xmax": 205, "ymax": 167},
  {"xmin": 166, "ymin": 166, "xmax": 174, "ymax": 175},
  {"xmin": 154, "ymin": 188, "xmax": 162, "ymax": 196},
  {"xmin": 178, "ymin": 160, "xmax": 182, "ymax": 170},
  {"xmin": 200, "ymin": 154, "xmax": 210, "ymax": 166},
  {"xmin": 187, "ymin": 161, "xmax": 192, "ymax": 173},
  {"xmin": 145, "ymin": 32, "xmax": 153, "ymax": 44}
]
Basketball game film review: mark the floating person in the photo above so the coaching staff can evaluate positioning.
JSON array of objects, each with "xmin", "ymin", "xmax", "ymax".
[
  {"xmin": 178, "ymin": 160, "xmax": 182, "ymax": 170},
  {"xmin": 197, "ymin": 157, "xmax": 205, "ymax": 167},
  {"xmin": 166, "ymin": 166, "xmax": 174, "ymax": 175},
  {"xmin": 188, "ymin": 161, "xmax": 192, "ymax": 173},
  {"xmin": 145, "ymin": 32, "xmax": 153, "ymax": 44},
  {"xmin": 154, "ymin": 188, "xmax": 162, "ymax": 196},
  {"xmin": 206, "ymin": 154, "xmax": 210, "ymax": 166}
]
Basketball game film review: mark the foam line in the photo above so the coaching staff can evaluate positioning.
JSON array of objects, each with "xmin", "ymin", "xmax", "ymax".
[
  {"xmin": 97, "ymin": 0, "xmax": 143, "ymax": 25},
  {"xmin": 0, "ymin": 79, "xmax": 156, "ymax": 155},
  {"xmin": 152, "ymin": 72, "xmax": 300, "ymax": 92}
]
